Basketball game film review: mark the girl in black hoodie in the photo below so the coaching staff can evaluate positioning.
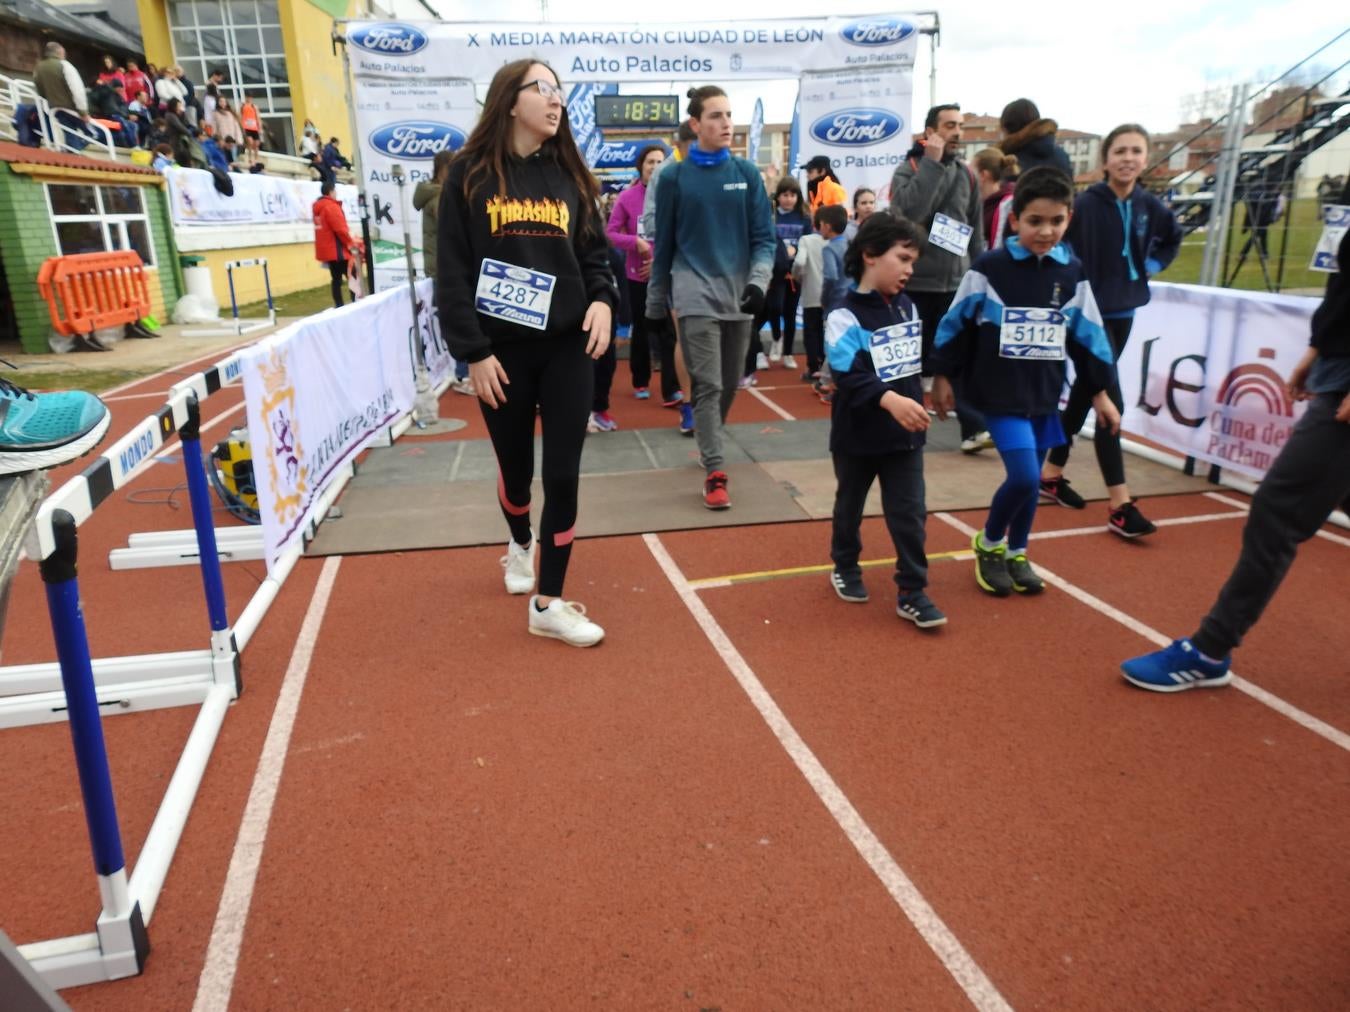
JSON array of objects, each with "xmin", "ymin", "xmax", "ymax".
[
  {"xmin": 1039, "ymin": 123, "xmax": 1182, "ymax": 538},
  {"xmin": 436, "ymin": 59, "xmax": 618, "ymax": 648}
]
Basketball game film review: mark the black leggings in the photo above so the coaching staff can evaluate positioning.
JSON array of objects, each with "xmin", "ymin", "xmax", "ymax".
[
  {"xmin": 1046, "ymin": 315, "xmax": 1130, "ymax": 486},
  {"xmin": 327, "ymin": 255, "xmax": 347, "ymax": 309},
  {"xmin": 481, "ymin": 338, "xmax": 593, "ymax": 597},
  {"xmin": 627, "ymin": 279, "xmax": 679, "ymax": 399},
  {"xmin": 746, "ymin": 271, "xmax": 801, "ymax": 374}
]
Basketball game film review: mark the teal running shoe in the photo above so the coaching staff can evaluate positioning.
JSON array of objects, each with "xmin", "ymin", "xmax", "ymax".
[{"xmin": 0, "ymin": 378, "xmax": 111, "ymax": 474}]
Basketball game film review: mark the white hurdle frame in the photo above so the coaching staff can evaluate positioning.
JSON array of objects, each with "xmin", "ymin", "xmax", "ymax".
[
  {"xmin": 183, "ymin": 259, "xmax": 278, "ymax": 339},
  {"xmin": 0, "ymin": 350, "xmax": 286, "ymax": 991}
]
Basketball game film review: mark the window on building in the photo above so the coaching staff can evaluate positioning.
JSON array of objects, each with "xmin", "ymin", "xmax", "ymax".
[
  {"xmin": 46, "ymin": 184, "xmax": 157, "ymax": 267},
  {"xmin": 168, "ymin": 0, "xmax": 294, "ymax": 154}
]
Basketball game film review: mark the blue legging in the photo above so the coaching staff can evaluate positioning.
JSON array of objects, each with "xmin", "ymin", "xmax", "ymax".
[{"xmin": 985, "ymin": 446, "xmax": 1047, "ymax": 553}]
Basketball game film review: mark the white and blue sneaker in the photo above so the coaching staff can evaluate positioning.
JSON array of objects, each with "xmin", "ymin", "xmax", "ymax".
[
  {"xmin": 1121, "ymin": 639, "xmax": 1232, "ymax": 693},
  {"xmin": 0, "ymin": 379, "xmax": 110, "ymax": 475}
]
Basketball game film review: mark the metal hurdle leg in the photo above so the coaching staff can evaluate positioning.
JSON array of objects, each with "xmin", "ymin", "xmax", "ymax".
[
  {"xmin": 177, "ymin": 394, "xmax": 242, "ymax": 693},
  {"xmin": 21, "ymin": 510, "xmax": 149, "ymax": 988}
]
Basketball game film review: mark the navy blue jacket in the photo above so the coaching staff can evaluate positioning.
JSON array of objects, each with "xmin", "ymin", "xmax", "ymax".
[
  {"xmin": 1066, "ymin": 182, "xmax": 1182, "ymax": 316},
  {"xmin": 932, "ymin": 238, "xmax": 1117, "ymax": 416},
  {"xmin": 826, "ymin": 287, "xmax": 926, "ymax": 454},
  {"xmin": 773, "ymin": 206, "xmax": 808, "ymax": 274}
]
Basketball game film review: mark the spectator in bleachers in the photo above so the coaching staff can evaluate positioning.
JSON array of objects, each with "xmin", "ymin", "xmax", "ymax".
[
  {"xmin": 88, "ymin": 77, "xmax": 137, "ymax": 148},
  {"xmin": 95, "ymin": 56, "xmax": 125, "ymax": 96},
  {"xmin": 155, "ymin": 65, "xmax": 187, "ymax": 110},
  {"xmin": 202, "ymin": 82, "xmax": 218, "ymax": 133},
  {"xmin": 126, "ymin": 90, "xmax": 151, "ymax": 147},
  {"xmin": 32, "ymin": 41, "xmax": 92, "ymax": 149},
  {"xmin": 300, "ymin": 119, "xmax": 320, "ymax": 157},
  {"xmin": 163, "ymin": 98, "xmax": 194, "ymax": 164},
  {"xmin": 213, "ymin": 96, "xmax": 242, "ymax": 153},
  {"xmin": 177, "ymin": 66, "xmax": 201, "ymax": 126},
  {"xmin": 151, "ymin": 142, "xmax": 174, "ymax": 172},
  {"xmin": 201, "ymin": 134, "xmax": 231, "ymax": 175},
  {"xmin": 307, "ymin": 150, "xmax": 334, "ymax": 186},
  {"xmin": 122, "ymin": 58, "xmax": 152, "ymax": 109},
  {"xmin": 147, "ymin": 116, "xmax": 171, "ymax": 151},
  {"xmin": 322, "ymin": 137, "xmax": 352, "ymax": 172},
  {"xmin": 239, "ymin": 92, "xmax": 262, "ymax": 148}
]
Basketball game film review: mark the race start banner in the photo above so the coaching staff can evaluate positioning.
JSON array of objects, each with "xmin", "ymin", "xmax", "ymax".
[
  {"xmin": 352, "ymin": 76, "xmax": 479, "ymax": 290},
  {"xmin": 344, "ymin": 16, "xmax": 920, "ymax": 83},
  {"xmin": 1119, "ymin": 283, "xmax": 1317, "ymax": 480},
  {"xmin": 797, "ymin": 68, "xmax": 913, "ymax": 205}
]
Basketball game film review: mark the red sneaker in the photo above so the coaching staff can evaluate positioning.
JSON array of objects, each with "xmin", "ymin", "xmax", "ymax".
[{"xmin": 703, "ymin": 470, "xmax": 731, "ymax": 510}]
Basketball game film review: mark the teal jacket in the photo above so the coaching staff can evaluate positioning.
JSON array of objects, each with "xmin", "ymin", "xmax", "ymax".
[{"xmin": 647, "ymin": 152, "xmax": 774, "ymax": 319}]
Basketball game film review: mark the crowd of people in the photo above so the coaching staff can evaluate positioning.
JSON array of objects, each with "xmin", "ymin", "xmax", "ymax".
[
  {"xmin": 426, "ymin": 59, "xmax": 1348, "ymax": 700},
  {"xmin": 19, "ymin": 40, "xmax": 353, "ymax": 186}
]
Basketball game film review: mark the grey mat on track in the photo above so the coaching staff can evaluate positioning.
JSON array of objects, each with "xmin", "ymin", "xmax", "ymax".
[{"xmin": 305, "ymin": 420, "xmax": 1214, "ymax": 555}]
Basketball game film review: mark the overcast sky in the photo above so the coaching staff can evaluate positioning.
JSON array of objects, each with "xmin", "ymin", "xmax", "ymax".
[{"xmin": 386, "ymin": 1, "xmax": 1347, "ymax": 135}]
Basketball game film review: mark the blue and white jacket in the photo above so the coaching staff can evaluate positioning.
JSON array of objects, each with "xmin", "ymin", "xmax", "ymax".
[
  {"xmin": 932, "ymin": 238, "xmax": 1117, "ymax": 416},
  {"xmin": 826, "ymin": 287, "xmax": 926, "ymax": 454},
  {"xmin": 1066, "ymin": 182, "xmax": 1182, "ymax": 317}
]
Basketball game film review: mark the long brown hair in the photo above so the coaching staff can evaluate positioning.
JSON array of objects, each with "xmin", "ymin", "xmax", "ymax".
[{"xmin": 457, "ymin": 59, "xmax": 600, "ymax": 237}]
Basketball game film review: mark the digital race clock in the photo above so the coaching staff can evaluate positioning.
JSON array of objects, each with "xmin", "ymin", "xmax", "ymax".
[{"xmin": 593, "ymin": 95, "xmax": 681, "ymax": 129}]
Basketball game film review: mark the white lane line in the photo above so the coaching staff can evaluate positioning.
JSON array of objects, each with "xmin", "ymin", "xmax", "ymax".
[
  {"xmin": 1204, "ymin": 491, "xmax": 1350, "ymax": 548},
  {"xmin": 192, "ymin": 556, "xmax": 343, "ymax": 1012},
  {"xmin": 932, "ymin": 513, "xmax": 1350, "ymax": 753},
  {"xmin": 632, "ymin": 428, "xmax": 663, "ymax": 470},
  {"xmin": 643, "ymin": 533, "xmax": 1012, "ymax": 1012},
  {"xmin": 747, "ymin": 386, "xmax": 796, "ymax": 421},
  {"xmin": 104, "ymin": 390, "xmax": 179, "ymax": 403},
  {"xmin": 1026, "ymin": 511, "xmax": 1245, "ymax": 541},
  {"xmin": 448, "ymin": 440, "xmax": 467, "ymax": 482}
]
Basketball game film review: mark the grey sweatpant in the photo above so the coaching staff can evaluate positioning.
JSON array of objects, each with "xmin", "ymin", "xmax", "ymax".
[
  {"xmin": 678, "ymin": 316, "xmax": 752, "ymax": 474},
  {"xmin": 1193, "ymin": 392, "xmax": 1350, "ymax": 657}
]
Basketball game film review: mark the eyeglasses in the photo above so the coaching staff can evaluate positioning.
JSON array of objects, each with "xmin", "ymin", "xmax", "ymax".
[{"xmin": 518, "ymin": 79, "xmax": 564, "ymax": 101}]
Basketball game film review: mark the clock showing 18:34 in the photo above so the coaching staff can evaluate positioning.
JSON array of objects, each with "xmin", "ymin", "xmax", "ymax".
[{"xmin": 593, "ymin": 95, "xmax": 681, "ymax": 129}]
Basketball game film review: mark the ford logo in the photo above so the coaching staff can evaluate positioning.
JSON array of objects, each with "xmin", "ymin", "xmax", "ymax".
[
  {"xmin": 368, "ymin": 121, "xmax": 466, "ymax": 158},
  {"xmin": 839, "ymin": 18, "xmax": 916, "ymax": 47},
  {"xmin": 349, "ymin": 22, "xmax": 429, "ymax": 55},
  {"xmin": 808, "ymin": 108, "xmax": 903, "ymax": 147}
]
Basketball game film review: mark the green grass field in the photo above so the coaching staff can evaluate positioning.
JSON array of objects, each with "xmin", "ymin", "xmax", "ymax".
[{"xmin": 1157, "ymin": 197, "xmax": 1331, "ymax": 292}]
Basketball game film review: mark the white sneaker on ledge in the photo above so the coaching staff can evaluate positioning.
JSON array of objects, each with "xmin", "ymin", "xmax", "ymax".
[
  {"xmin": 500, "ymin": 533, "xmax": 536, "ymax": 594},
  {"xmin": 528, "ymin": 596, "xmax": 605, "ymax": 647}
]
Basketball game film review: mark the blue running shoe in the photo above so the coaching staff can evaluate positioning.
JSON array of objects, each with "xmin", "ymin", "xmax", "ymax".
[
  {"xmin": 1121, "ymin": 639, "xmax": 1232, "ymax": 693},
  {"xmin": 678, "ymin": 402, "xmax": 695, "ymax": 437},
  {"xmin": 0, "ymin": 379, "xmax": 110, "ymax": 475}
]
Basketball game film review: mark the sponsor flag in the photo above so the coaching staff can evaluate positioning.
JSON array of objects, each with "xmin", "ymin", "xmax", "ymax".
[{"xmin": 796, "ymin": 68, "xmax": 912, "ymax": 203}]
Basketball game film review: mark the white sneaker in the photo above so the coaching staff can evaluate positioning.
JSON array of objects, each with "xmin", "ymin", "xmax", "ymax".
[
  {"xmin": 782, "ymin": 355, "xmax": 798, "ymax": 370},
  {"xmin": 755, "ymin": 352, "xmax": 770, "ymax": 371},
  {"xmin": 528, "ymin": 596, "xmax": 605, "ymax": 647},
  {"xmin": 500, "ymin": 534, "xmax": 536, "ymax": 594},
  {"xmin": 960, "ymin": 431, "xmax": 995, "ymax": 455},
  {"xmin": 451, "ymin": 377, "xmax": 476, "ymax": 397},
  {"xmin": 769, "ymin": 338, "xmax": 783, "ymax": 362}
]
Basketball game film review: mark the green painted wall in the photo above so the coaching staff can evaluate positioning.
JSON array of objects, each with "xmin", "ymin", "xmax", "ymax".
[
  {"xmin": 0, "ymin": 163, "xmax": 61, "ymax": 353},
  {"xmin": 0, "ymin": 165, "xmax": 182, "ymax": 353}
]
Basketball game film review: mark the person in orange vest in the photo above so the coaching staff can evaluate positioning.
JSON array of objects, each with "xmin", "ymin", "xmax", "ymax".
[
  {"xmin": 239, "ymin": 92, "xmax": 262, "ymax": 151},
  {"xmin": 804, "ymin": 155, "xmax": 847, "ymax": 215},
  {"xmin": 313, "ymin": 180, "xmax": 356, "ymax": 308}
]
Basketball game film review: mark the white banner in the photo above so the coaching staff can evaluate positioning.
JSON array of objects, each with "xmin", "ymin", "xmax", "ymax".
[
  {"xmin": 345, "ymin": 16, "xmax": 920, "ymax": 83},
  {"xmin": 241, "ymin": 280, "xmax": 448, "ymax": 570},
  {"xmin": 796, "ymin": 68, "xmax": 913, "ymax": 205},
  {"xmin": 352, "ymin": 76, "xmax": 479, "ymax": 291},
  {"xmin": 164, "ymin": 167, "xmax": 358, "ymax": 226},
  {"xmin": 1310, "ymin": 204, "xmax": 1348, "ymax": 272},
  {"xmin": 1119, "ymin": 283, "xmax": 1317, "ymax": 479}
]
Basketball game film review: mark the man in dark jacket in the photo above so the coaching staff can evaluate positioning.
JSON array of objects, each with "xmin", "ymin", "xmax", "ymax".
[
  {"xmin": 1121, "ymin": 224, "xmax": 1350, "ymax": 692},
  {"xmin": 889, "ymin": 101, "xmax": 990, "ymax": 452},
  {"xmin": 998, "ymin": 98, "xmax": 1074, "ymax": 178}
]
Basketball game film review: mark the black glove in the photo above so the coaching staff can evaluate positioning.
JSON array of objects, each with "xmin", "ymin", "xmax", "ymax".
[{"xmin": 739, "ymin": 283, "xmax": 765, "ymax": 318}]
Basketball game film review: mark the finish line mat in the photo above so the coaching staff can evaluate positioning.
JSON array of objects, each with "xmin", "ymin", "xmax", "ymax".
[{"xmin": 305, "ymin": 420, "xmax": 1213, "ymax": 556}]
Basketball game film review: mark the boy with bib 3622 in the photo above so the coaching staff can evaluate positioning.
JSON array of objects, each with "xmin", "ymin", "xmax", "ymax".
[
  {"xmin": 931, "ymin": 167, "xmax": 1121, "ymax": 596},
  {"xmin": 825, "ymin": 211, "xmax": 946, "ymax": 629}
]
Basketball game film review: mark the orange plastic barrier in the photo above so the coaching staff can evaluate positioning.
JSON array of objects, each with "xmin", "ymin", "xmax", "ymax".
[{"xmin": 37, "ymin": 251, "xmax": 152, "ymax": 337}]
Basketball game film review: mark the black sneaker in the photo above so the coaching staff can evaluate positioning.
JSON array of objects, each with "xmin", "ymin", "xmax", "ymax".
[
  {"xmin": 1039, "ymin": 475, "xmax": 1086, "ymax": 509},
  {"xmin": 1108, "ymin": 499, "xmax": 1157, "ymax": 538},
  {"xmin": 897, "ymin": 590, "xmax": 947, "ymax": 628},
  {"xmin": 1006, "ymin": 552, "xmax": 1045, "ymax": 594},
  {"xmin": 971, "ymin": 531, "xmax": 1013, "ymax": 596},
  {"xmin": 830, "ymin": 568, "xmax": 868, "ymax": 603}
]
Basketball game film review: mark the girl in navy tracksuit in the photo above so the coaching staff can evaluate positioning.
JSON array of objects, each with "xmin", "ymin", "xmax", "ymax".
[
  {"xmin": 932, "ymin": 168, "xmax": 1121, "ymax": 597},
  {"xmin": 825, "ymin": 212, "xmax": 946, "ymax": 628},
  {"xmin": 1040, "ymin": 124, "xmax": 1183, "ymax": 537}
]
